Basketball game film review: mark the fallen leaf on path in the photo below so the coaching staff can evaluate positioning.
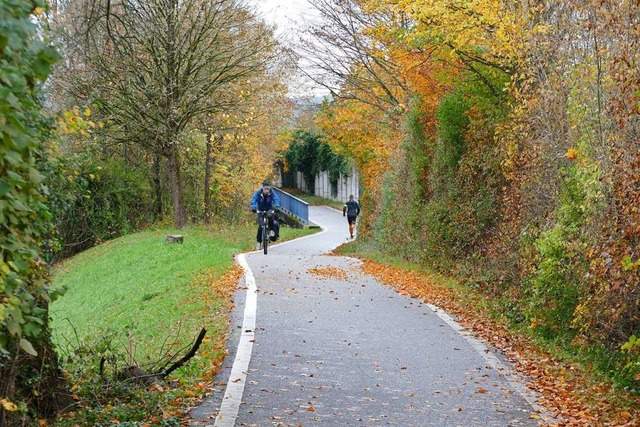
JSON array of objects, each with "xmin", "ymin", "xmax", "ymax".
[
  {"xmin": 353, "ymin": 257, "xmax": 640, "ymax": 426},
  {"xmin": 308, "ymin": 266, "xmax": 347, "ymax": 281}
]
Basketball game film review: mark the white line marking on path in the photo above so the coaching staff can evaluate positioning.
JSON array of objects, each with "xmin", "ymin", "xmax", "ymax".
[
  {"xmin": 213, "ymin": 210, "xmax": 551, "ymax": 425},
  {"xmin": 425, "ymin": 303, "xmax": 556, "ymax": 424},
  {"xmin": 213, "ymin": 218, "xmax": 330, "ymax": 426},
  {"xmin": 213, "ymin": 254, "xmax": 256, "ymax": 427},
  {"xmin": 253, "ymin": 225, "xmax": 328, "ymax": 251}
]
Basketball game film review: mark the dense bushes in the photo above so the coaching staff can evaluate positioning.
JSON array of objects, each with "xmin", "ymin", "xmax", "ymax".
[
  {"xmin": 368, "ymin": 36, "xmax": 639, "ymax": 390},
  {"xmin": 362, "ymin": 0, "xmax": 640, "ymax": 390},
  {"xmin": 523, "ymin": 164, "xmax": 594, "ymax": 338},
  {"xmin": 48, "ymin": 157, "xmax": 153, "ymax": 258},
  {"xmin": 377, "ymin": 77, "xmax": 507, "ymax": 266},
  {"xmin": 312, "ymin": 0, "xmax": 640, "ymax": 395}
]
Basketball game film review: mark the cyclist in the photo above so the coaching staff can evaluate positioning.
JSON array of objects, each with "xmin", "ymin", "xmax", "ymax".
[
  {"xmin": 343, "ymin": 194, "xmax": 360, "ymax": 239},
  {"xmin": 250, "ymin": 181, "xmax": 281, "ymax": 250}
]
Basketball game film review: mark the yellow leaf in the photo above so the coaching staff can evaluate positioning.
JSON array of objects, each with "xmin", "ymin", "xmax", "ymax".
[{"xmin": 1, "ymin": 399, "xmax": 18, "ymax": 412}]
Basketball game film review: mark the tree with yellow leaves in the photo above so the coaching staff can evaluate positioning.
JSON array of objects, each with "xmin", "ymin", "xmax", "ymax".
[{"xmin": 50, "ymin": 0, "xmax": 280, "ymax": 228}]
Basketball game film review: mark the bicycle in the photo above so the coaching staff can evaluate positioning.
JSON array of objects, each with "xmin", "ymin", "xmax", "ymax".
[{"xmin": 256, "ymin": 209, "xmax": 275, "ymax": 255}]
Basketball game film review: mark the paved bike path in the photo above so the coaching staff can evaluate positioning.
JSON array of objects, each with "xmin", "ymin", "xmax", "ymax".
[{"xmin": 189, "ymin": 206, "xmax": 548, "ymax": 426}]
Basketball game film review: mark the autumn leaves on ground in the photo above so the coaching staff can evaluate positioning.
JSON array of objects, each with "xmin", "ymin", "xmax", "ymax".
[{"xmin": 311, "ymin": 255, "xmax": 640, "ymax": 427}]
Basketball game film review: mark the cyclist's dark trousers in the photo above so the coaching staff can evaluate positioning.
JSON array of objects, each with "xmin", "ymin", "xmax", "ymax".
[{"xmin": 256, "ymin": 214, "xmax": 280, "ymax": 242}]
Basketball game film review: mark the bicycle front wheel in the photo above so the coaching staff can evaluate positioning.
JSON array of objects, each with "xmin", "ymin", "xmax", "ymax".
[{"xmin": 262, "ymin": 222, "xmax": 269, "ymax": 255}]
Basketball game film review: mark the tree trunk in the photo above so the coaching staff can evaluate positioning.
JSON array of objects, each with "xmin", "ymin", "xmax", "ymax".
[
  {"xmin": 203, "ymin": 133, "xmax": 214, "ymax": 225},
  {"xmin": 166, "ymin": 145, "xmax": 187, "ymax": 228},
  {"xmin": 153, "ymin": 153, "xmax": 163, "ymax": 221},
  {"xmin": 203, "ymin": 132, "xmax": 222, "ymax": 225}
]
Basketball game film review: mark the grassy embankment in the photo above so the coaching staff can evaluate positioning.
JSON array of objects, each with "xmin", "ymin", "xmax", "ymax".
[{"xmin": 49, "ymin": 223, "xmax": 316, "ymax": 425}]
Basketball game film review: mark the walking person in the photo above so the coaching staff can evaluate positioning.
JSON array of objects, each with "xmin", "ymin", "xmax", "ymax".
[{"xmin": 343, "ymin": 194, "xmax": 360, "ymax": 239}]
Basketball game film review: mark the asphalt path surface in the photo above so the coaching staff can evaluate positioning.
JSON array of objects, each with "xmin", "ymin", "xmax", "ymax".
[{"xmin": 189, "ymin": 206, "xmax": 549, "ymax": 426}]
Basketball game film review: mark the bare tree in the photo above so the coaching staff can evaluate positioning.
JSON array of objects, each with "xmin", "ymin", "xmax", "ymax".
[
  {"xmin": 51, "ymin": 0, "xmax": 279, "ymax": 227},
  {"xmin": 296, "ymin": 0, "xmax": 412, "ymax": 122}
]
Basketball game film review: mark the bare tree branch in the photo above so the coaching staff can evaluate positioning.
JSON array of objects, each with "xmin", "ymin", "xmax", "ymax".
[{"xmin": 295, "ymin": 0, "xmax": 412, "ymax": 121}]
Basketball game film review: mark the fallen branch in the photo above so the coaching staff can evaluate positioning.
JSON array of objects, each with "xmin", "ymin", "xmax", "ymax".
[
  {"xmin": 159, "ymin": 327, "xmax": 207, "ymax": 378},
  {"xmin": 114, "ymin": 327, "xmax": 208, "ymax": 384}
]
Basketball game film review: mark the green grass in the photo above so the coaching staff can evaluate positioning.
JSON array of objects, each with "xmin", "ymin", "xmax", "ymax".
[
  {"xmin": 51, "ymin": 224, "xmax": 316, "ymax": 358},
  {"xmin": 49, "ymin": 222, "xmax": 317, "ymax": 425},
  {"xmin": 51, "ymin": 227, "xmax": 243, "ymax": 360}
]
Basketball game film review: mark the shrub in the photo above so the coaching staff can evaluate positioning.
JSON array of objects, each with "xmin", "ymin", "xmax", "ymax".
[
  {"xmin": 376, "ymin": 97, "xmax": 431, "ymax": 261},
  {"xmin": 523, "ymin": 163, "xmax": 595, "ymax": 339},
  {"xmin": 49, "ymin": 158, "xmax": 153, "ymax": 258}
]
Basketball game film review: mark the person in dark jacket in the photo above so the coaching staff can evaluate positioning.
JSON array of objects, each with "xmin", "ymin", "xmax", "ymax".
[
  {"xmin": 250, "ymin": 182, "xmax": 281, "ymax": 250},
  {"xmin": 343, "ymin": 194, "xmax": 360, "ymax": 239}
]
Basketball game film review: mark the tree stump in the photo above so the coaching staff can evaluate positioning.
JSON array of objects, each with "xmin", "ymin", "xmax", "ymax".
[{"xmin": 165, "ymin": 234, "xmax": 184, "ymax": 244}]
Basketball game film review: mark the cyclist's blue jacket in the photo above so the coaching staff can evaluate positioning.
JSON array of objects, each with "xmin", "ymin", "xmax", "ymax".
[{"xmin": 250, "ymin": 188, "xmax": 281, "ymax": 211}]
